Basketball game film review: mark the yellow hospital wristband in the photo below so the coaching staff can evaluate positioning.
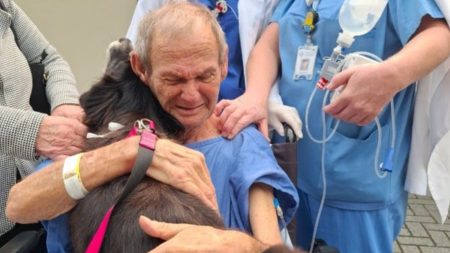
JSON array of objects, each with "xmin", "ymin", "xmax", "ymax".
[{"xmin": 62, "ymin": 153, "xmax": 88, "ymax": 200}]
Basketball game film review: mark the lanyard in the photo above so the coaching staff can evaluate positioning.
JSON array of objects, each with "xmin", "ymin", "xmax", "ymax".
[
  {"xmin": 294, "ymin": 0, "xmax": 321, "ymax": 80},
  {"xmin": 305, "ymin": 0, "xmax": 320, "ymax": 11},
  {"xmin": 303, "ymin": 0, "xmax": 320, "ymax": 35}
]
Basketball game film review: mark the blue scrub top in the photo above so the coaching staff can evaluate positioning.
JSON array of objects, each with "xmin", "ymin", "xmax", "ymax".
[
  {"xmin": 274, "ymin": 0, "xmax": 443, "ymax": 209},
  {"xmin": 201, "ymin": 0, "xmax": 245, "ymax": 100}
]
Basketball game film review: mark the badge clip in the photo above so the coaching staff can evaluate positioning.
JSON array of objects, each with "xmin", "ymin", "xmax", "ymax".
[{"xmin": 303, "ymin": 10, "xmax": 319, "ymax": 34}]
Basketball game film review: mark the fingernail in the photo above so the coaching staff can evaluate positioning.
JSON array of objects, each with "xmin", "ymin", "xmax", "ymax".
[{"xmin": 139, "ymin": 215, "xmax": 148, "ymax": 222}]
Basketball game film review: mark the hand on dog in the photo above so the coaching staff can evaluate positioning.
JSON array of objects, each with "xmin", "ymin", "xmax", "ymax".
[
  {"xmin": 51, "ymin": 104, "xmax": 85, "ymax": 123},
  {"xmin": 35, "ymin": 115, "xmax": 87, "ymax": 160},
  {"xmin": 140, "ymin": 216, "xmax": 266, "ymax": 253},
  {"xmin": 148, "ymin": 139, "xmax": 218, "ymax": 212}
]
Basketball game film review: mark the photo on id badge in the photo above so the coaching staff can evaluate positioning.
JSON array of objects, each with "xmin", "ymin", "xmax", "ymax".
[{"xmin": 300, "ymin": 59, "xmax": 309, "ymax": 71}]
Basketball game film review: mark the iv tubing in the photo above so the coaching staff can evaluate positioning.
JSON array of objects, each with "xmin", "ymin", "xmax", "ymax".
[
  {"xmin": 307, "ymin": 86, "xmax": 329, "ymax": 253},
  {"xmin": 305, "ymin": 51, "xmax": 396, "ymax": 252}
]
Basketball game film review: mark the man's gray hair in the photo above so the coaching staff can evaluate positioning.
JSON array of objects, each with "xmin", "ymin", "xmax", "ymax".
[{"xmin": 134, "ymin": 1, "xmax": 227, "ymax": 70}]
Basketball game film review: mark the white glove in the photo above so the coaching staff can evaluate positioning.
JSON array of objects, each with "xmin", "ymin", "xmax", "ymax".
[
  {"xmin": 268, "ymin": 100, "xmax": 303, "ymax": 140},
  {"xmin": 268, "ymin": 81, "xmax": 303, "ymax": 140}
]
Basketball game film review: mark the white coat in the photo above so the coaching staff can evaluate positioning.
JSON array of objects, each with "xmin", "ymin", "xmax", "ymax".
[{"xmin": 406, "ymin": 0, "xmax": 450, "ymax": 224}]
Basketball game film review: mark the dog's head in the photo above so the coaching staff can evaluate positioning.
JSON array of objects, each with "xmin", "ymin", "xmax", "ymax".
[
  {"xmin": 104, "ymin": 38, "xmax": 134, "ymax": 79},
  {"xmin": 80, "ymin": 38, "xmax": 183, "ymax": 143}
]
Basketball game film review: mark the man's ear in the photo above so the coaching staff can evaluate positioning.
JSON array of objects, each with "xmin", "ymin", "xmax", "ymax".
[
  {"xmin": 130, "ymin": 51, "xmax": 149, "ymax": 83},
  {"xmin": 220, "ymin": 46, "xmax": 229, "ymax": 82}
]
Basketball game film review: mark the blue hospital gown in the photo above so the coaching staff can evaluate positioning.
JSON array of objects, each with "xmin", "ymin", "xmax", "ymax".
[{"xmin": 187, "ymin": 126, "xmax": 299, "ymax": 232}]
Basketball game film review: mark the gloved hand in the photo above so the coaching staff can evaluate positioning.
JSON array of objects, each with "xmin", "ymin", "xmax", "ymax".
[{"xmin": 268, "ymin": 99, "xmax": 303, "ymax": 140}]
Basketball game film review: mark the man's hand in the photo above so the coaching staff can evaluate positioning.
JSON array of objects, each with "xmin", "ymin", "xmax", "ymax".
[
  {"xmin": 51, "ymin": 104, "xmax": 85, "ymax": 122},
  {"xmin": 148, "ymin": 139, "xmax": 218, "ymax": 212},
  {"xmin": 35, "ymin": 116, "xmax": 87, "ymax": 160},
  {"xmin": 215, "ymin": 93, "xmax": 268, "ymax": 139},
  {"xmin": 324, "ymin": 62, "xmax": 401, "ymax": 125},
  {"xmin": 139, "ymin": 216, "xmax": 267, "ymax": 253}
]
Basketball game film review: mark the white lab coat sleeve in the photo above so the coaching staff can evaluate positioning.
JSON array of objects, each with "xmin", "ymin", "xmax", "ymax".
[
  {"xmin": 126, "ymin": 0, "xmax": 165, "ymax": 44},
  {"xmin": 238, "ymin": 0, "xmax": 279, "ymax": 85},
  {"xmin": 406, "ymin": 0, "xmax": 450, "ymax": 223},
  {"xmin": 239, "ymin": 0, "xmax": 301, "ymax": 133},
  {"xmin": 238, "ymin": 0, "xmax": 282, "ymax": 103},
  {"xmin": 438, "ymin": 0, "xmax": 450, "ymax": 22},
  {"xmin": 428, "ymin": 66, "xmax": 450, "ymax": 224},
  {"xmin": 428, "ymin": 129, "xmax": 450, "ymax": 224}
]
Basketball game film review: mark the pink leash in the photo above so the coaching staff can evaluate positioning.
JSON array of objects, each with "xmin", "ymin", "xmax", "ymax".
[{"xmin": 84, "ymin": 119, "xmax": 157, "ymax": 253}]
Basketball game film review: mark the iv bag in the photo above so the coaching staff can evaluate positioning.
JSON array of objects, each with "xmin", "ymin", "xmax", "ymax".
[{"xmin": 339, "ymin": 0, "xmax": 388, "ymax": 37}]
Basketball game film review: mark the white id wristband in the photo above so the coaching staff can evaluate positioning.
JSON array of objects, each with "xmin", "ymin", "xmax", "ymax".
[{"xmin": 63, "ymin": 153, "xmax": 88, "ymax": 200}]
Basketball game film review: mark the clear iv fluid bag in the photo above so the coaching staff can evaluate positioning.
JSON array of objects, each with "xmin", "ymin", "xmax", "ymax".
[{"xmin": 339, "ymin": 0, "xmax": 388, "ymax": 37}]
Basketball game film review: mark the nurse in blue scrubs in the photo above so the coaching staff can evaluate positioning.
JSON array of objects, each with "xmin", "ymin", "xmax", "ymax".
[{"xmin": 228, "ymin": 0, "xmax": 450, "ymax": 252}]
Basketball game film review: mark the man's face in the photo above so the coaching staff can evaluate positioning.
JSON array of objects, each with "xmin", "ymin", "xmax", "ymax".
[{"xmin": 147, "ymin": 23, "xmax": 226, "ymax": 130}]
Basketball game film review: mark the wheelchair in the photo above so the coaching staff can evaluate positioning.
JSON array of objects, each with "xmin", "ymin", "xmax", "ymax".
[{"xmin": 0, "ymin": 223, "xmax": 46, "ymax": 253}]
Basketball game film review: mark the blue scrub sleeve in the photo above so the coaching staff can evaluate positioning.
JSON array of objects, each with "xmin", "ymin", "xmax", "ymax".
[
  {"xmin": 230, "ymin": 129, "xmax": 299, "ymax": 230},
  {"xmin": 388, "ymin": 0, "xmax": 443, "ymax": 45}
]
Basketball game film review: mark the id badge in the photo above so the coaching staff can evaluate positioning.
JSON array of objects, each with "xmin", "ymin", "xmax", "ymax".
[{"xmin": 293, "ymin": 44, "xmax": 318, "ymax": 80}]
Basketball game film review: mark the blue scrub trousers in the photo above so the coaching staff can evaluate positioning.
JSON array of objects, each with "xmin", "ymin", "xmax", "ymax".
[{"xmin": 296, "ymin": 189, "xmax": 408, "ymax": 253}]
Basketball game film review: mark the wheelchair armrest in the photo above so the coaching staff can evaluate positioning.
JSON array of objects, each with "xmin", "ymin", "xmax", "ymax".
[
  {"xmin": 312, "ymin": 239, "xmax": 340, "ymax": 253},
  {"xmin": 0, "ymin": 230, "xmax": 44, "ymax": 253}
]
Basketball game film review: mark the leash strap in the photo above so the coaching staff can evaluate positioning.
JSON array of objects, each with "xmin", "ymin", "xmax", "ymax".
[{"xmin": 85, "ymin": 120, "xmax": 157, "ymax": 253}]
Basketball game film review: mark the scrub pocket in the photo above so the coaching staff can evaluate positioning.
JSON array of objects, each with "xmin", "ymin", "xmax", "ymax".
[{"xmin": 324, "ymin": 122, "xmax": 392, "ymax": 204}]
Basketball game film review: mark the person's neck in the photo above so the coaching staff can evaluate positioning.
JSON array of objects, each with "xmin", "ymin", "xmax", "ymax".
[{"xmin": 181, "ymin": 115, "xmax": 221, "ymax": 144}]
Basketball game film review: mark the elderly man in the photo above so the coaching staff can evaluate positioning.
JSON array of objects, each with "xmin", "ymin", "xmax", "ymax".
[
  {"xmin": 6, "ymin": 2, "xmax": 298, "ymax": 252},
  {"xmin": 129, "ymin": 1, "xmax": 297, "ymax": 244}
]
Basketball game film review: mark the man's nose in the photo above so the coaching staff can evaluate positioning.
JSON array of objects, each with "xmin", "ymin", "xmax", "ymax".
[{"xmin": 180, "ymin": 80, "xmax": 201, "ymax": 102}]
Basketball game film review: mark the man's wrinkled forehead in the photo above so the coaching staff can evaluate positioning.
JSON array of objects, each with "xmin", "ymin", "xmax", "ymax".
[{"xmin": 150, "ymin": 22, "xmax": 220, "ymax": 65}]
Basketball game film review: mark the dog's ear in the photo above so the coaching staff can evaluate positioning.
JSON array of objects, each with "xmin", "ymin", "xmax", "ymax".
[{"xmin": 105, "ymin": 38, "xmax": 134, "ymax": 79}]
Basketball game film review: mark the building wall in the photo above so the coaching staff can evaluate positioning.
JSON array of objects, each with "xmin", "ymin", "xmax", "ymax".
[{"xmin": 15, "ymin": 0, "xmax": 136, "ymax": 92}]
